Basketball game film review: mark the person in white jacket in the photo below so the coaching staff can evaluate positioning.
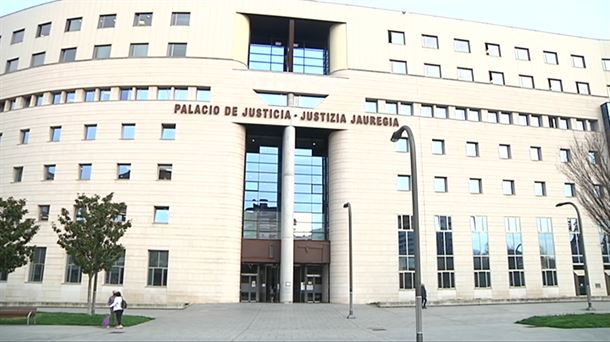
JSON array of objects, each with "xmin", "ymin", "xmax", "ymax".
[{"xmin": 108, "ymin": 291, "xmax": 125, "ymax": 329}]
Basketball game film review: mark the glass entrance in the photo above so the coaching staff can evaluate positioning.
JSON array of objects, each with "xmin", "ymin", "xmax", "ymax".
[
  {"xmin": 294, "ymin": 265, "xmax": 323, "ymax": 303},
  {"xmin": 240, "ymin": 263, "xmax": 280, "ymax": 303}
]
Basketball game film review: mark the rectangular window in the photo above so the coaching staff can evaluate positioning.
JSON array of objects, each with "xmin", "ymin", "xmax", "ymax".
[
  {"xmin": 386, "ymin": 102, "xmax": 398, "ymax": 114},
  {"xmin": 534, "ymin": 181, "xmax": 546, "ymax": 196},
  {"xmin": 435, "ymin": 215, "xmax": 454, "ymax": 288},
  {"xmin": 546, "ymin": 78, "xmax": 563, "ymax": 92},
  {"xmin": 571, "ymin": 55, "xmax": 586, "ymax": 68},
  {"xmin": 398, "ymin": 215, "xmax": 415, "ymax": 289},
  {"xmin": 134, "ymin": 12, "xmax": 153, "ymax": 26},
  {"xmin": 515, "ymin": 47, "xmax": 530, "ymax": 61},
  {"xmin": 174, "ymin": 88, "xmax": 188, "ymax": 100},
  {"xmin": 467, "ymin": 109, "xmax": 480, "ymax": 122},
  {"xmin": 489, "ymin": 71, "xmax": 505, "ymax": 85},
  {"xmin": 100, "ymin": 88, "xmax": 111, "ymax": 101},
  {"xmin": 60, "ymin": 47, "xmax": 77, "ymax": 62},
  {"xmin": 530, "ymin": 115, "xmax": 542, "ymax": 127},
  {"xmin": 397, "ymin": 175, "xmax": 411, "ymax": 191},
  {"xmin": 505, "ymin": 217, "xmax": 525, "ymax": 287},
  {"xmin": 543, "ymin": 51, "xmax": 558, "ymax": 64},
  {"xmin": 603, "ymin": 59, "xmax": 610, "ymax": 71},
  {"xmin": 31, "ymin": 52, "xmax": 45, "ymax": 67},
  {"xmin": 432, "ymin": 139, "xmax": 445, "ymax": 155},
  {"xmin": 79, "ymin": 163, "xmax": 92, "ymax": 180},
  {"xmin": 65, "ymin": 91, "xmax": 76, "ymax": 103},
  {"xmin": 117, "ymin": 163, "xmax": 131, "ymax": 180},
  {"xmin": 11, "ymin": 29, "xmax": 25, "ymax": 44},
  {"xmin": 167, "ymin": 43, "xmax": 187, "ymax": 57},
  {"xmin": 454, "ymin": 39, "xmax": 470, "ymax": 53},
  {"xmin": 422, "ymin": 35, "xmax": 439, "ymax": 49},
  {"xmin": 471, "ymin": 216, "xmax": 490, "ymax": 288},
  {"xmin": 469, "ymin": 178, "xmax": 482, "ymax": 194},
  {"xmin": 503, "ymin": 180, "xmax": 515, "ymax": 195},
  {"xmin": 466, "ymin": 142, "xmax": 479, "ymax": 157},
  {"xmin": 568, "ymin": 218, "xmax": 583, "ymax": 266},
  {"xmin": 564, "ymin": 183, "xmax": 576, "ymax": 197},
  {"xmin": 157, "ymin": 88, "xmax": 171, "ymax": 100},
  {"xmin": 576, "ymin": 82, "xmax": 590, "ymax": 95},
  {"xmin": 29, "ymin": 247, "xmax": 46, "ymax": 282},
  {"xmin": 395, "ymin": 137, "xmax": 409, "ymax": 153},
  {"xmin": 93, "ymin": 45, "xmax": 111, "ymax": 59},
  {"xmin": 398, "ymin": 102, "xmax": 413, "ymax": 115},
  {"xmin": 559, "ymin": 148, "xmax": 571, "ymax": 163},
  {"xmin": 537, "ymin": 218, "xmax": 557, "ymax": 286},
  {"xmin": 499, "ymin": 144, "xmax": 511, "ymax": 159},
  {"xmin": 20, "ymin": 129, "xmax": 30, "ymax": 144},
  {"xmin": 485, "ymin": 43, "xmax": 501, "ymax": 57},
  {"xmin": 390, "ymin": 60, "xmax": 407, "ymax": 74},
  {"xmin": 455, "ymin": 108, "xmax": 466, "ymax": 120},
  {"xmin": 98, "ymin": 14, "xmax": 116, "ymax": 28},
  {"xmin": 499, "ymin": 112, "xmax": 512, "ymax": 124},
  {"xmin": 84, "ymin": 124, "xmax": 97, "ymax": 140},
  {"xmin": 487, "ymin": 111, "xmax": 498, "ymax": 123},
  {"xmin": 424, "ymin": 64, "xmax": 441, "ymax": 78},
  {"xmin": 530, "ymin": 146, "xmax": 542, "ymax": 161},
  {"xmin": 65, "ymin": 255, "xmax": 82, "ymax": 283},
  {"xmin": 65, "ymin": 17, "xmax": 82, "ymax": 32},
  {"xmin": 13, "ymin": 166, "xmax": 24, "ymax": 182},
  {"xmin": 588, "ymin": 151, "xmax": 599, "ymax": 165},
  {"xmin": 147, "ymin": 250, "xmax": 168, "ymax": 286},
  {"xmin": 5, "ymin": 58, "xmax": 18, "ymax": 73},
  {"xmin": 457, "ymin": 67, "xmax": 473, "ymax": 81},
  {"xmin": 161, "ymin": 123, "xmax": 176, "ymax": 140},
  {"xmin": 434, "ymin": 177, "xmax": 448, "ymax": 193},
  {"xmin": 135, "ymin": 87, "xmax": 149, "ymax": 100},
  {"xmin": 574, "ymin": 119, "xmax": 586, "ymax": 131},
  {"xmin": 196, "ymin": 88, "xmax": 211, "ymax": 102},
  {"xmin": 365, "ymin": 99, "xmax": 378, "ymax": 113},
  {"xmin": 50, "ymin": 126, "xmax": 61, "ymax": 142},
  {"xmin": 420, "ymin": 105, "xmax": 433, "ymax": 118},
  {"xmin": 33, "ymin": 94, "xmax": 44, "ymax": 106},
  {"xmin": 84, "ymin": 89, "xmax": 96, "ymax": 102},
  {"xmin": 158, "ymin": 164, "xmax": 173, "ymax": 180},
  {"xmin": 129, "ymin": 43, "xmax": 149, "ymax": 57},
  {"xmin": 389, "ymin": 30, "xmax": 405, "ymax": 45},
  {"xmin": 44, "ymin": 164, "xmax": 56, "ymax": 181},
  {"xmin": 171, "ymin": 12, "xmax": 190, "ymax": 26},
  {"xmin": 600, "ymin": 230, "xmax": 610, "ymax": 266},
  {"xmin": 38, "ymin": 205, "xmax": 50, "ymax": 221},
  {"xmin": 519, "ymin": 75, "xmax": 535, "ymax": 88},
  {"xmin": 154, "ymin": 206, "xmax": 170, "ymax": 223},
  {"xmin": 121, "ymin": 123, "xmax": 136, "ymax": 139},
  {"xmin": 120, "ymin": 88, "xmax": 133, "ymax": 101},
  {"xmin": 105, "ymin": 252, "xmax": 125, "ymax": 284}
]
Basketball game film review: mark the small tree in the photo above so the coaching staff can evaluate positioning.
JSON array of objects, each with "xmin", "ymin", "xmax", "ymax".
[
  {"xmin": 559, "ymin": 133, "xmax": 610, "ymax": 234},
  {"xmin": 0, "ymin": 197, "xmax": 39, "ymax": 276},
  {"xmin": 52, "ymin": 193, "xmax": 131, "ymax": 315}
]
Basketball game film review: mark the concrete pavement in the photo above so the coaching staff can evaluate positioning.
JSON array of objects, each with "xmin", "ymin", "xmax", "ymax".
[{"xmin": 1, "ymin": 301, "xmax": 609, "ymax": 341}]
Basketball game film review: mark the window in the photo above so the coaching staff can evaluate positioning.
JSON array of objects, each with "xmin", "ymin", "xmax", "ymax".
[
  {"xmin": 44, "ymin": 164, "xmax": 56, "ymax": 181},
  {"xmin": 93, "ymin": 45, "xmax": 111, "ymax": 59},
  {"xmin": 424, "ymin": 64, "xmax": 441, "ymax": 78},
  {"xmin": 435, "ymin": 215, "xmax": 454, "ymax": 288},
  {"xmin": 499, "ymin": 112, "xmax": 512, "ymax": 124},
  {"xmin": 594, "ymin": 184, "xmax": 604, "ymax": 198},
  {"xmin": 167, "ymin": 43, "xmax": 187, "ymax": 57},
  {"xmin": 485, "ymin": 43, "xmax": 501, "ymax": 57},
  {"xmin": 564, "ymin": 183, "xmax": 576, "ymax": 197},
  {"xmin": 503, "ymin": 180, "xmax": 515, "ymax": 195},
  {"xmin": 117, "ymin": 163, "xmax": 131, "ymax": 180},
  {"xmin": 121, "ymin": 123, "xmax": 136, "ymax": 140},
  {"xmin": 389, "ymin": 30, "xmax": 405, "ymax": 45},
  {"xmin": 79, "ymin": 164, "xmax": 92, "ymax": 180},
  {"xmin": 466, "ymin": 142, "xmax": 479, "ymax": 157},
  {"xmin": 398, "ymin": 215, "xmax": 415, "ymax": 289},
  {"xmin": 603, "ymin": 59, "xmax": 610, "ymax": 71},
  {"xmin": 33, "ymin": 94, "xmax": 44, "ymax": 106},
  {"xmin": 457, "ymin": 67, "xmax": 473, "ymax": 81},
  {"xmin": 5, "ymin": 58, "xmax": 19, "ymax": 73},
  {"xmin": 489, "ymin": 71, "xmax": 505, "ymax": 85},
  {"xmin": 499, "ymin": 144, "xmax": 511, "ymax": 159},
  {"xmin": 574, "ymin": 119, "xmax": 586, "ymax": 131},
  {"xmin": 136, "ymin": 87, "xmax": 149, "ymax": 100},
  {"xmin": 65, "ymin": 255, "xmax": 82, "ymax": 283},
  {"xmin": 395, "ymin": 137, "xmax": 409, "ymax": 153},
  {"xmin": 471, "ymin": 216, "xmax": 490, "ymax": 288},
  {"xmin": 134, "ymin": 12, "xmax": 153, "ymax": 26},
  {"xmin": 469, "ymin": 178, "xmax": 482, "ymax": 194},
  {"xmin": 171, "ymin": 12, "xmax": 190, "ymax": 26},
  {"xmin": 567, "ymin": 218, "xmax": 584, "ymax": 267},
  {"xmin": 13, "ymin": 166, "xmax": 23, "ymax": 182},
  {"xmin": 65, "ymin": 91, "xmax": 76, "ymax": 103},
  {"xmin": 84, "ymin": 124, "xmax": 97, "ymax": 140},
  {"xmin": 36, "ymin": 22, "xmax": 51, "ymax": 37},
  {"xmin": 74, "ymin": 206, "xmax": 85, "ymax": 222},
  {"xmin": 519, "ymin": 75, "xmax": 534, "ymax": 88},
  {"xmin": 84, "ymin": 89, "xmax": 95, "ymax": 102},
  {"xmin": 434, "ymin": 177, "xmax": 448, "ymax": 192},
  {"xmin": 530, "ymin": 115, "xmax": 542, "ymax": 127},
  {"xmin": 105, "ymin": 252, "xmax": 125, "ymax": 284},
  {"xmin": 28, "ymin": 247, "xmax": 46, "ymax": 282},
  {"xmin": 543, "ymin": 51, "xmax": 558, "ymax": 64},
  {"xmin": 98, "ymin": 14, "xmax": 116, "ymax": 28},
  {"xmin": 161, "ymin": 124, "xmax": 176, "ymax": 140},
  {"xmin": 60, "ymin": 48, "xmax": 77, "ymax": 62},
  {"xmin": 50, "ymin": 126, "xmax": 61, "ymax": 142},
  {"xmin": 154, "ymin": 206, "xmax": 170, "ymax": 223},
  {"xmin": 548, "ymin": 78, "xmax": 563, "ymax": 92},
  {"xmin": 571, "ymin": 55, "xmax": 586, "ymax": 68},
  {"xmin": 120, "ymin": 88, "xmax": 133, "ymax": 101},
  {"xmin": 588, "ymin": 151, "xmax": 599, "ymax": 165},
  {"xmin": 576, "ymin": 82, "xmax": 590, "ymax": 95},
  {"xmin": 487, "ymin": 111, "xmax": 498, "ymax": 124},
  {"xmin": 601, "ymin": 229, "xmax": 610, "ymax": 267},
  {"xmin": 397, "ymin": 175, "xmax": 411, "ymax": 191},
  {"xmin": 158, "ymin": 164, "xmax": 173, "ymax": 180},
  {"xmin": 196, "ymin": 88, "xmax": 211, "ymax": 102},
  {"xmin": 20, "ymin": 129, "xmax": 30, "ymax": 144},
  {"xmin": 100, "ymin": 88, "xmax": 111, "ymax": 101},
  {"xmin": 432, "ymin": 139, "xmax": 445, "ymax": 155},
  {"xmin": 530, "ymin": 146, "xmax": 542, "ymax": 161},
  {"xmin": 505, "ymin": 217, "xmax": 525, "ymax": 287},
  {"xmin": 454, "ymin": 39, "xmax": 470, "ymax": 53},
  {"xmin": 129, "ymin": 43, "xmax": 149, "ymax": 57},
  {"xmin": 147, "ymin": 250, "xmax": 168, "ymax": 286},
  {"xmin": 467, "ymin": 109, "xmax": 480, "ymax": 122},
  {"xmin": 534, "ymin": 181, "xmax": 546, "ymax": 196},
  {"xmin": 515, "ymin": 47, "xmax": 530, "ymax": 61},
  {"xmin": 65, "ymin": 17, "xmax": 82, "ymax": 31},
  {"xmin": 422, "ymin": 35, "xmax": 438, "ymax": 49},
  {"xmin": 11, "ymin": 29, "xmax": 25, "ymax": 44},
  {"xmin": 538, "ymin": 218, "xmax": 557, "ymax": 286},
  {"xmin": 420, "ymin": 105, "xmax": 433, "ymax": 118},
  {"xmin": 390, "ymin": 60, "xmax": 407, "ymax": 74},
  {"xmin": 28, "ymin": 52, "xmax": 45, "ymax": 67},
  {"xmin": 38, "ymin": 205, "xmax": 50, "ymax": 221},
  {"xmin": 559, "ymin": 149, "xmax": 571, "ymax": 163}
]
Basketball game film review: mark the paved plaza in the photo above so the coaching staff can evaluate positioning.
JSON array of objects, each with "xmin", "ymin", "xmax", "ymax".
[{"xmin": 1, "ymin": 301, "xmax": 609, "ymax": 341}]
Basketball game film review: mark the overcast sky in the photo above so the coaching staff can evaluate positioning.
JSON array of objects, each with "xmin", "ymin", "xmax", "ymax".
[{"xmin": 1, "ymin": 0, "xmax": 608, "ymax": 39}]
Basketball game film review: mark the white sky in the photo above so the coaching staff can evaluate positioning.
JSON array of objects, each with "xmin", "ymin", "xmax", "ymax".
[{"xmin": 1, "ymin": 0, "xmax": 608, "ymax": 39}]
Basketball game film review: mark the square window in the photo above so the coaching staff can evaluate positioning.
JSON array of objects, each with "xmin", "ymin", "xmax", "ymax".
[
  {"xmin": 421, "ymin": 105, "xmax": 433, "ymax": 118},
  {"xmin": 485, "ymin": 43, "xmax": 501, "ymax": 57},
  {"xmin": 167, "ymin": 43, "xmax": 187, "ymax": 57},
  {"xmin": 66, "ymin": 91, "xmax": 76, "ymax": 103},
  {"xmin": 422, "ymin": 35, "xmax": 438, "ymax": 49},
  {"xmin": 44, "ymin": 164, "xmax": 55, "ymax": 180},
  {"xmin": 515, "ymin": 47, "xmax": 530, "ymax": 61},
  {"xmin": 390, "ymin": 60, "xmax": 407, "ymax": 74},
  {"xmin": 134, "ymin": 13, "xmax": 153, "ymax": 26},
  {"xmin": 454, "ymin": 39, "xmax": 470, "ymax": 53},
  {"xmin": 534, "ymin": 181, "xmax": 546, "ymax": 196},
  {"xmin": 490, "ymin": 71, "xmax": 505, "ymax": 85},
  {"xmin": 499, "ymin": 112, "xmax": 511, "ymax": 124},
  {"xmin": 11, "ymin": 29, "xmax": 25, "ymax": 44},
  {"xmin": 52, "ymin": 92, "xmax": 62, "ymax": 104},
  {"xmin": 543, "ymin": 51, "xmax": 558, "ymax": 64},
  {"xmin": 136, "ymin": 87, "xmax": 149, "ymax": 100},
  {"xmin": 457, "ymin": 67, "xmax": 473, "ymax": 81},
  {"xmin": 98, "ymin": 14, "xmax": 116, "ymax": 28},
  {"xmin": 36, "ymin": 22, "xmax": 51, "ymax": 37},
  {"xmin": 20, "ymin": 129, "xmax": 31, "ymax": 144},
  {"xmin": 158, "ymin": 88, "xmax": 172, "ymax": 100},
  {"xmin": 13, "ymin": 166, "xmax": 24, "ymax": 182},
  {"xmin": 548, "ymin": 78, "xmax": 563, "ymax": 91},
  {"xmin": 517, "ymin": 114, "xmax": 528, "ymax": 126},
  {"xmin": 196, "ymin": 88, "xmax": 211, "ymax": 101},
  {"xmin": 434, "ymin": 177, "xmax": 448, "ymax": 192},
  {"xmin": 171, "ymin": 12, "xmax": 190, "ymax": 26},
  {"xmin": 389, "ymin": 31, "xmax": 405, "ymax": 45},
  {"xmin": 571, "ymin": 55, "xmax": 586, "ymax": 68},
  {"xmin": 395, "ymin": 137, "xmax": 409, "ymax": 152},
  {"xmin": 154, "ymin": 206, "xmax": 170, "ymax": 223},
  {"xmin": 158, "ymin": 164, "xmax": 173, "ymax": 180},
  {"xmin": 100, "ymin": 89, "xmax": 111, "ymax": 101},
  {"xmin": 60, "ymin": 48, "xmax": 77, "ymax": 62},
  {"xmin": 38, "ymin": 205, "xmax": 50, "ymax": 221},
  {"xmin": 93, "ymin": 45, "xmax": 111, "ymax": 59},
  {"xmin": 50, "ymin": 126, "xmax": 61, "ymax": 142},
  {"xmin": 121, "ymin": 124, "xmax": 136, "ymax": 139},
  {"xmin": 161, "ymin": 124, "xmax": 176, "ymax": 140},
  {"xmin": 466, "ymin": 142, "xmax": 479, "ymax": 157},
  {"xmin": 576, "ymin": 82, "xmax": 590, "ymax": 95},
  {"xmin": 467, "ymin": 109, "xmax": 480, "ymax": 121},
  {"xmin": 559, "ymin": 149, "xmax": 571, "ymax": 163},
  {"xmin": 79, "ymin": 164, "xmax": 92, "ymax": 180},
  {"xmin": 84, "ymin": 124, "xmax": 97, "ymax": 140},
  {"xmin": 530, "ymin": 146, "xmax": 542, "ymax": 161},
  {"xmin": 499, "ymin": 144, "xmax": 511, "ymax": 159},
  {"xmin": 31, "ymin": 52, "xmax": 45, "ymax": 67},
  {"xmin": 432, "ymin": 139, "xmax": 445, "ymax": 155},
  {"xmin": 117, "ymin": 163, "xmax": 131, "ymax": 180},
  {"xmin": 503, "ymin": 180, "xmax": 515, "ymax": 195},
  {"xmin": 5, "ymin": 58, "xmax": 19, "ymax": 73},
  {"xmin": 455, "ymin": 108, "xmax": 466, "ymax": 120},
  {"xmin": 519, "ymin": 75, "xmax": 534, "ymax": 88},
  {"xmin": 129, "ymin": 43, "xmax": 149, "ymax": 57},
  {"xmin": 65, "ymin": 17, "xmax": 82, "ymax": 32},
  {"xmin": 397, "ymin": 175, "xmax": 411, "ymax": 191},
  {"xmin": 469, "ymin": 178, "xmax": 482, "ymax": 194},
  {"xmin": 85, "ymin": 89, "xmax": 96, "ymax": 102},
  {"xmin": 435, "ymin": 106, "xmax": 448, "ymax": 119},
  {"xmin": 424, "ymin": 64, "xmax": 441, "ymax": 78},
  {"xmin": 120, "ymin": 88, "xmax": 133, "ymax": 100},
  {"xmin": 530, "ymin": 115, "xmax": 542, "ymax": 127},
  {"xmin": 386, "ymin": 102, "xmax": 398, "ymax": 114},
  {"xmin": 487, "ymin": 111, "xmax": 498, "ymax": 123}
]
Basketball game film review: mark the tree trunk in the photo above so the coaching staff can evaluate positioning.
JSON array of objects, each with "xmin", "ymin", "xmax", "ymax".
[
  {"xmin": 87, "ymin": 273, "xmax": 93, "ymax": 315},
  {"xmin": 92, "ymin": 272, "xmax": 98, "ymax": 315}
]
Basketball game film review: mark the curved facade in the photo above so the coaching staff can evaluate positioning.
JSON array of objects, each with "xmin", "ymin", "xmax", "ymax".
[{"xmin": 1, "ymin": 0, "xmax": 610, "ymax": 306}]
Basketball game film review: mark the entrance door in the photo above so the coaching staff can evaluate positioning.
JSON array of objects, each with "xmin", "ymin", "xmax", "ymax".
[
  {"xmin": 294, "ymin": 265, "xmax": 323, "ymax": 303},
  {"xmin": 240, "ymin": 273, "xmax": 258, "ymax": 302},
  {"xmin": 574, "ymin": 274, "xmax": 586, "ymax": 296},
  {"xmin": 240, "ymin": 263, "xmax": 280, "ymax": 303}
]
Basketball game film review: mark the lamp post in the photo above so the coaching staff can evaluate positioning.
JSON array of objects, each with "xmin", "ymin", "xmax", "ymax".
[
  {"xmin": 343, "ymin": 202, "xmax": 355, "ymax": 319},
  {"xmin": 391, "ymin": 125, "xmax": 423, "ymax": 342},
  {"xmin": 555, "ymin": 201, "xmax": 593, "ymax": 310}
]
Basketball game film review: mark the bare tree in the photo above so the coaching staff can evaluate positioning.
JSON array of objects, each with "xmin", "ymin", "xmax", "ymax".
[{"xmin": 559, "ymin": 133, "xmax": 610, "ymax": 234}]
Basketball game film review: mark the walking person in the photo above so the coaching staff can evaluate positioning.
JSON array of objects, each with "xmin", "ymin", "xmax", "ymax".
[
  {"xmin": 420, "ymin": 284, "xmax": 427, "ymax": 309},
  {"xmin": 109, "ymin": 291, "xmax": 125, "ymax": 329},
  {"xmin": 104, "ymin": 290, "xmax": 116, "ymax": 328}
]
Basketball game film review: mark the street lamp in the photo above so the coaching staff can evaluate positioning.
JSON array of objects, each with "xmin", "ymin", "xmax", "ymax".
[
  {"xmin": 391, "ymin": 125, "xmax": 423, "ymax": 342},
  {"xmin": 343, "ymin": 202, "xmax": 355, "ymax": 319},
  {"xmin": 555, "ymin": 201, "xmax": 592, "ymax": 310}
]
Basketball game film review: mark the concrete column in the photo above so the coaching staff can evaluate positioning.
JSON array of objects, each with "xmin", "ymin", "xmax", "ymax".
[{"xmin": 280, "ymin": 125, "xmax": 295, "ymax": 303}]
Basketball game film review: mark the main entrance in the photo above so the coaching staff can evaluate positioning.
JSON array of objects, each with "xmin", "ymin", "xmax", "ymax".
[
  {"xmin": 293, "ymin": 265, "xmax": 323, "ymax": 303},
  {"xmin": 240, "ymin": 264, "xmax": 280, "ymax": 303}
]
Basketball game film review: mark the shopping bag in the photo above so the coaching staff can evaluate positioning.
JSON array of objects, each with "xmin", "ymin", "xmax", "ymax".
[{"xmin": 102, "ymin": 315, "xmax": 111, "ymax": 328}]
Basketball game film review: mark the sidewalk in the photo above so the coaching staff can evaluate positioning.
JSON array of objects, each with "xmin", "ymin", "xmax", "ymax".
[{"xmin": 1, "ymin": 301, "xmax": 609, "ymax": 341}]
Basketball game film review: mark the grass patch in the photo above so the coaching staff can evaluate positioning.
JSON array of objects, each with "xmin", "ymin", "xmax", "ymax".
[
  {"xmin": 516, "ymin": 313, "xmax": 610, "ymax": 329},
  {"xmin": 0, "ymin": 312, "xmax": 153, "ymax": 327}
]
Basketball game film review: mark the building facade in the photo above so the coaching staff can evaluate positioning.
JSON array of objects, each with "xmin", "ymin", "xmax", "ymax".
[{"xmin": 1, "ymin": 0, "xmax": 609, "ymax": 306}]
